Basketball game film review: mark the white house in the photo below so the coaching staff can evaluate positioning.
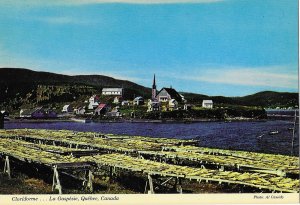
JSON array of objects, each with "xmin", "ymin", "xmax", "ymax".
[
  {"xmin": 168, "ymin": 99, "xmax": 178, "ymax": 111},
  {"xmin": 180, "ymin": 94, "xmax": 187, "ymax": 103},
  {"xmin": 184, "ymin": 104, "xmax": 193, "ymax": 111},
  {"xmin": 202, "ymin": 100, "xmax": 213, "ymax": 109},
  {"xmin": 121, "ymin": 101, "xmax": 130, "ymax": 106},
  {"xmin": 88, "ymin": 102, "xmax": 99, "ymax": 110},
  {"xmin": 62, "ymin": 105, "xmax": 73, "ymax": 113},
  {"xmin": 74, "ymin": 107, "xmax": 86, "ymax": 115},
  {"xmin": 133, "ymin": 96, "xmax": 144, "ymax": 106},
  {"xmin": 147, "ymin": 99, "xmax": 161, "ymax": 112},
  {"xmin": 113, "ymin": 96, "xmax": 122, "ymax": 104},
  {"xmin": 89, "ymin": 95, "xmax": 100, "ymax": 104},
  {"xmin": 102, "ymin": 88, "xmax": 123, "ymax": 96}
]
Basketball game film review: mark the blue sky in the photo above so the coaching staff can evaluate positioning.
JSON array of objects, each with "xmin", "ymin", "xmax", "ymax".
[{"xmin": 0, "ymin": 0, "xmax": 298, "ymax": 96}]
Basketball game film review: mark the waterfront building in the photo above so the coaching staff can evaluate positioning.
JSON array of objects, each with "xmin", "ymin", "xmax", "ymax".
[
  {"xmin": 202, "ymin": 100, "xmax": 213, "ymax": 109},
  {"xmin": 94, "ymin": 104, "xmax": 110, "ymax": 115},
  {"xmin": 62, "ymin": 105, "xmax": 73, "ymax": 113},
  {"xmin": 74, "ymin": 106, "xmax": 86, "ymax": 115},
  {"xmin": 20, "ymin": 107, "xmax": 57, "ymax": 118}
]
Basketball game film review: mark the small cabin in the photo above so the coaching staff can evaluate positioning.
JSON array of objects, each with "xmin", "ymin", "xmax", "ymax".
[
  {"xmin": 62, "ymin": 105, "xmax": 73, "ymax": 113},
  {"xmin": 133, "ymin": 96, "xmax": 144, "ymax": 106},
  {"xmin": 202, "ymin": 100, "xmax": 213, "ymax": 109},
  {"xmin": 74, "ymin": 107, "xmax": 86, "ymax": 115},
  {"xmin": 121, "ymin": 101, "xmax": 130, "ymax": 106}
]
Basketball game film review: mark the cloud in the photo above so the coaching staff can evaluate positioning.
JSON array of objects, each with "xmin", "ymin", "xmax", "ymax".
[
  {"xmin": 179, "ymin": 66, "xmax": 298, "ymax": 89},
  {"xmin": 1, "ymin": 0, "xmax": 224, "ymax": 7}
]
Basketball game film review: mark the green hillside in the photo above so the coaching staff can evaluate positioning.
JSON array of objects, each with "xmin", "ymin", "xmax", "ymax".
[
  {"xmin": 0, "ymin": 68, "xmax": 298, "ymax": 113},
  {"xmin": 0, "ymin": 68, "xmax": 151, "ymax": 112},
  {"xmin": 182, "ymin": 91, "xmax": 298, "ymax": 108}
]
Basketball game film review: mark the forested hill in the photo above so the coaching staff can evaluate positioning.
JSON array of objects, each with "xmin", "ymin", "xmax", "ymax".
[
  {"xmin": 181, "ymin": 91, "xmax": 299, "ymax": 108},
  {"xmin": 0, "ymin": 68, "xmax": 298, "ymax": 112},
  {"xmin": 0, "ymin": 68, "xmax": 151, "ymax": 94}
]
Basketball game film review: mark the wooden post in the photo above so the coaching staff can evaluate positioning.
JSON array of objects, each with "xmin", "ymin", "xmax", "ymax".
[
  {"xmin": 177, "ymin": 178, "xmax": 183, "ymax": 194},
  {"xmin": 52, "ymin": 165, "xmax": 62, "ymax": 194},
  {"xmin": 3, "ymin": 156, "xmax": 11, "ymax": 179},
  {"xmin": 86, "ymin": 170, "xmax": 94, "ymax": 193},
  {"xmin": 0, "ymin": 113, "xmax": 4, "ymax": 129},
  {"xmin": 173, "ymin": 177, "xmax": 182, "ymax": 194},
  {"xmin": 291, "ymin": 110, "xmax": 297, "ymax": 156},
  {"xmin": 148, "ymin": 174, "xmax": 154, "ymax": 194}
]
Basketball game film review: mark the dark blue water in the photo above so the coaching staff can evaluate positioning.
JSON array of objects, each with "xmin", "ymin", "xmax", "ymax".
[{"xmin": 4, "ymin": 120, "xmax": 299, "ymax": 156}]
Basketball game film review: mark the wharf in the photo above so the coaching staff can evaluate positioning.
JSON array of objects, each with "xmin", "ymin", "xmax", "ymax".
[{"xmin": 0, "ymin": 129, "xmax": 299, "ymax": 194}]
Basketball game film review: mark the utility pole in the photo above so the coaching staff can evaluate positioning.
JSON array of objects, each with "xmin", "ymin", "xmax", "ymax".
[
  {"xmin": 0, "ymin": 112, "xmax": 4, "ymax": 129},
  {"xmin": 291, "ymin": 110, "xmax": 297, "ymax": 156}
]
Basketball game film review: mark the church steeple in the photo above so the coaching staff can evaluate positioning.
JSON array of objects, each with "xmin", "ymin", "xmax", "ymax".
[
  {"xmin": 152, "ymin": 74, "xmax": 157, "ymax": 100},
  {"xmin": 152, "ymin": 74, "xmax": 156, "ymax": 89}
]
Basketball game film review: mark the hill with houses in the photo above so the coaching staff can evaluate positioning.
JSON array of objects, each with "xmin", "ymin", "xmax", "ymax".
[{"xmin": 0, "ymin": 68, "xmax": 298, "ymax": 116}]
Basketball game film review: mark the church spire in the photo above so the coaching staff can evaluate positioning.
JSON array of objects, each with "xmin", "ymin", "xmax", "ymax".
[
  {"xmin": 152, "ymin": 74, "xmax": 156, "ymax": 89},
  {"xmin": 152, "ymin": 74, "xmax": 157, "ymax": 100}
]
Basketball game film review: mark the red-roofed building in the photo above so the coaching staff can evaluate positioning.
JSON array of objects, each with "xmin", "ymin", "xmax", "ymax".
[{"xmin": 94, "ymin": 104, "xmax": 110, "ymax": 115}]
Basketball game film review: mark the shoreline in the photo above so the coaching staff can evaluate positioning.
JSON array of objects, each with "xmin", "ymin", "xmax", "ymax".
[{"xmin": 5, "ymin": 117, "xmax": 268, "ymax": 124}]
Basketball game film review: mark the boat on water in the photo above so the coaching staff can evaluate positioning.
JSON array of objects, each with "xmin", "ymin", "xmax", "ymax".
[
  {"xmin": 269, "ymin": 130, "xmax": 279, "ymax": 135},
  {"xmin": 70, "ymin": 118, "xmax": 92, "ymax": 123}
]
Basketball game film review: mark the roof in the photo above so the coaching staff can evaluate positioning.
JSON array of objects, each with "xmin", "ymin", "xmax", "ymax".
[
  {"xmin": 134, "ymin": 96, "xmax": 144, "ymax": 101},
  {"xmin": 102, "ymin": 88, "xmax": 123, "ymax": 92},
  {"xmin": 90, "ymin": 95, "xmax": 99, "ymax": 99},
  {"xmin": 97, "ymin": 104, "xmax": 107, "ymax": 109},
  {"xmin": 89, "ymin": 102, "xmax": 99, "ymax": 106},
  {"xmin": 63, "ymin": 105, "xmax": 70, "ymax": 108},
  {"xmin": 203, "ymin": 100, "xmax": 213, "ymax": 103},
  {"xmin": 157, "ymin": 88, "xmax": 182, "ymax": 102},
  {"xmin": 21, "ymin": 107, "xmax": 43, "ymax": 115}
]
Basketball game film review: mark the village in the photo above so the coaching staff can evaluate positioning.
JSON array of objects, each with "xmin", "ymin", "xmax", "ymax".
[{"xmin": 18, "ymin": 75, "xmax": 214, "ymax": 120}]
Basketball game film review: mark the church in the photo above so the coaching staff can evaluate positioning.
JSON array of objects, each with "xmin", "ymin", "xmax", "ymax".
[
  {"xmin": 152, "ymin": 74, "xmax": 182, "ymax": 103},
  {"xmin": 148, "ymin": 74, "xmax": 182, "ymax": 111}
]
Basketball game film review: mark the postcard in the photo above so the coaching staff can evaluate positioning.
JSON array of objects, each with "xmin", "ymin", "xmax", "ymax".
[{"xmin": 0, "ymin": 0, "xmax": 299, "ymax": 204}]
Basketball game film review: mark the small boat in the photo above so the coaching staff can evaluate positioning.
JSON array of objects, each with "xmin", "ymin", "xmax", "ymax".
[
  {"xmin": 257, "ymin": 134, "xmax": 265, "ymax": 139},
  {"xmin": 71, "ymin": 118, "xmax": 91, "ymax": 123},
  {"xmin": 269, "ymin": 130, "xmax": 279, "ymax": 135}
]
